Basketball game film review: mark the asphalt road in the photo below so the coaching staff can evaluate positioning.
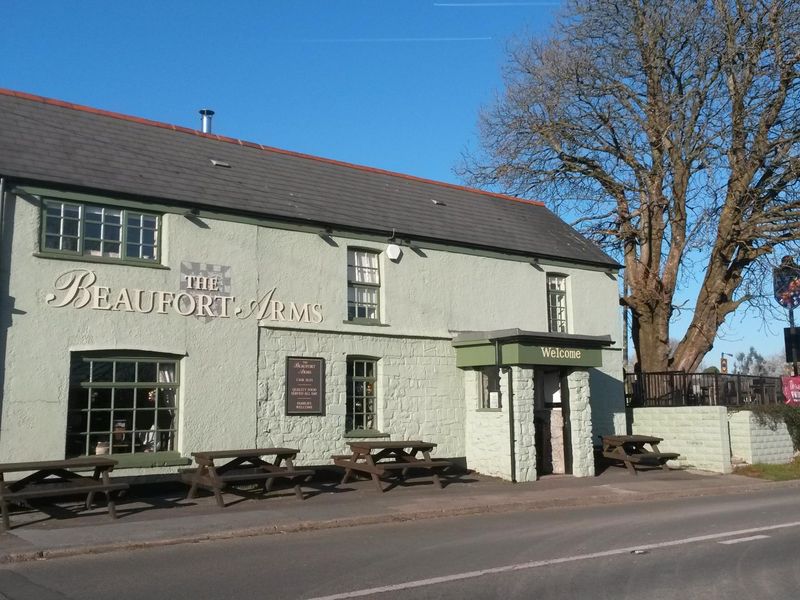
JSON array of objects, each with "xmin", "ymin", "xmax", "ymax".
[{"xmin": 1, "ymin": 485, "xmax": 799, "ymax": 599}]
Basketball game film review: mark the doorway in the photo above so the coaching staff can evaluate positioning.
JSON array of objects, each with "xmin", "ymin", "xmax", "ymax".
[{"xmin": 534, "ymin": 367, "xmax": 572, "ymax": 476}]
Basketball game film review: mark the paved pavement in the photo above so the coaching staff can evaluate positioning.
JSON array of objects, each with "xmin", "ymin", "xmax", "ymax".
[{"xmin": 0, "ymin": 464, "xmax": 794, "ymax": 564}]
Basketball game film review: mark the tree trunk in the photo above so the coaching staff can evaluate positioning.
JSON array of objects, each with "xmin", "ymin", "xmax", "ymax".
[{"xmin": 631, "ymin": 305, "xmax": 671, "ymax": 372}]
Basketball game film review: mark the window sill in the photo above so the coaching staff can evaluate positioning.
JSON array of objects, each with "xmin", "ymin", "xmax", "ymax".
[
  {"xmin": 344, "ymin": 430, "xmax": 391, "ymax": 439},
  {"xmin": 34, "ymin": 252, "xmax": 169, "ymax": 270},
  {"xmin": 476, "ymin": 408, "xmax": 503, "ymax": 413},
  {"xmin": 101, "ymin": 452, "xmax": 190, "ymax": 469},
  {"xmin": 342, "ymin": 320, "xmax": 390, "ymax": 327}
]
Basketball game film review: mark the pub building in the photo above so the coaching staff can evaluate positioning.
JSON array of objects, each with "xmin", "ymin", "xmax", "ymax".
[{"xmin": 0, "ymin": 89, "xmax": 625, "ymax": 482}]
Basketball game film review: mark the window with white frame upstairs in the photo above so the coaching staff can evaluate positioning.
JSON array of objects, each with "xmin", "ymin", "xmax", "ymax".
[
  {"xmin": 347, "ymin": 249, "xmax": 380, "ymax": 322},
  {"xmin": 547, "ymin": 273, "xmax": 568, "ymax": 333}
]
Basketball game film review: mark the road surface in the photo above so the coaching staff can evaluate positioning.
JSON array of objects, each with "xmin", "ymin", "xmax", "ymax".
[{"xmin": 1, "ymin": 485, "xmax": 799, "ymax": 599}]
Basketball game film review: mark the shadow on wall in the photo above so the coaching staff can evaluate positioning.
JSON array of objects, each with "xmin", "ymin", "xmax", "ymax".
[
  {"xmin": 588, "ymin": 368, "xmax": 627, "ymax": 441},
  {"xmin": 0, "ymin": 189, "xmax": 19, "ymax": 442}
]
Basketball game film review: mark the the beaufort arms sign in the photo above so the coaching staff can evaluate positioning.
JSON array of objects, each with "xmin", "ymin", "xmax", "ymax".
[{"xmin": 45, "ymin": 268, "xmax": 324, "ymax": 324}]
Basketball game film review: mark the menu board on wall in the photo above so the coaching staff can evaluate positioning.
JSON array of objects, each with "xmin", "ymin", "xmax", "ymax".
[{"xmin": 286, "ymin": 357, "xmax": 325, "ymax": 415}]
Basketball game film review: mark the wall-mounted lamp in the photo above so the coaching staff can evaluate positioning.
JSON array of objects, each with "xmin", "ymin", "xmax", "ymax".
[
  {"xmin": 183, "ymin": 207, "xmax": 200, "ymax": 218},
  {"xmin": 529, "ymin": 258, "xmax": 544, "ymax": 271},
  {"xmin": 386, "ymin": 243, "xmax": 402, "ymax": 261}
]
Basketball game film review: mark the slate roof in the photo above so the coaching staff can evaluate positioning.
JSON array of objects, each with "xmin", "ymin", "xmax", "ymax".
[{"xmin": 0, "ymin": 89, "xmax": 618, "ymax": 268}]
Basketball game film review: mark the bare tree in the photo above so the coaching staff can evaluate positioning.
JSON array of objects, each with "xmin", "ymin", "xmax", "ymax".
[{"xmin": 462, "ymin": 0, "xmax": 800, "ymax": 372}]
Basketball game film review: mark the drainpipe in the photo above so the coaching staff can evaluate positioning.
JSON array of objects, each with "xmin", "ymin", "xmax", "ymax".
[
  {"xmin": 0, "ymin": 177, "xmax": 5, "ymax": 242},
  {"xmin": 496, "ymin": 339, "xmax": 517, "ymax": 483},
  {"xmin": 0, "ymin": 176, "xmax": 5, "ymax": 441}
]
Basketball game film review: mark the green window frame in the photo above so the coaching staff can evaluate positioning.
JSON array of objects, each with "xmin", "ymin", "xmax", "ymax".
[
  {"xmin": 346, "ymin": 358, "xmax": 378, "ymax": 432},
  {"xmin": 42, "ymin": 198, "xmax": 161, "ymax": 264},
  {"xmin": 347, "ymin": 249, "xmax": 380, "ymax": 322},
  {"xmin": 65, "ymin": 353, "xmax": 179, "ymax": 458}
]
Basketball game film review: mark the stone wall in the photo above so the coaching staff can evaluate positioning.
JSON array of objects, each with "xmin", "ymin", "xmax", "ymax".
[
  {"xmin": 257, "ymin": 327, "xmax": 465, "ymax": 465},
  {"xmin": 512, "ymin": 366, "xmax": 536, "ymax": 482},
  {"xmin": 729, "ymin": 410, "xmax": 794, "ymax": 465},
  {"xmin": 631, "ymin": 406, "xmax": 732, "ymax": 473},
  {"xmin": 568, "ymin": 370, "xmax": 594, "ymax": 477},
  {"xmin": 464, "ymin": 369, "xmax": 512, "ymax": 479}
]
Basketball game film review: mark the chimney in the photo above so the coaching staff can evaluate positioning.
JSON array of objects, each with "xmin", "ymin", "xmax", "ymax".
[{"xmin": 199, "ymin": 109, "xmax": 215, "ymax": 133}]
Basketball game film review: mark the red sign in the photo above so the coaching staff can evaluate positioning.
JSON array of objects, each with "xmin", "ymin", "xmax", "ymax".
[{"xmin": 781, "ymin": 376, "xmax": 800, "ymax": 405}]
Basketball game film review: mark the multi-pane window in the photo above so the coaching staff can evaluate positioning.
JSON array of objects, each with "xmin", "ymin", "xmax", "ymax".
[
  {"xmin": 43, "ymin": 199, "xmax": 160, "ymax": 263},
  {"xmin": 347, "ymin": 249, "xmax": 380, "ymax": 321},
  {"xmin": 547, "ymin": 274, "xmax": 568, "ymax": 333},
  {"xmin": 346, "ymin": 358, "xmax": 377, "ymax": 432},
  {"xmin": 65, "ymin": 354, "xmax": 178, "ymax": 457}
]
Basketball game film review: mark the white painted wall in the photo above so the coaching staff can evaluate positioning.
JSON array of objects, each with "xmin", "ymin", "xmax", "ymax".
[
  {"xmin": 728, "ymin": 410, "xmax": 794, "ymax": 465},
  {"xmin": 0, "ymin": 188, "xmax": 623, "ymax": 479},
  {"xmin": 568, "ymin": 370, "xmax": 595, "ymax": 477},
  {"xmin": 464, "ymin": 370, "xmax": 513, "ymax": 479},
  {"xmin": 631, "ymin": 407, "xmax": 732, "ymax": 473},
  {"xmin": 256, "ymin": 328, "xmax": 464, "ymax": 464}
]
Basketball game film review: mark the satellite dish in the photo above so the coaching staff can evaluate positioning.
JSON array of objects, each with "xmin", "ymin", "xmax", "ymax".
[{"xmin": 386, "ymin": 244, "xmax": 402, "ymax": 261}]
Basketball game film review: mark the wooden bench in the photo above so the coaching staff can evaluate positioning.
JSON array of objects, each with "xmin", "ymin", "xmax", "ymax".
[
  {"xmin": 624, "ymin": 452, "xmax": 680, "ymax": 465},
  {"xmin": 0, "ymin": 457, "xmax": 128, "ymax": 531},
  {"xmin": 602, "ymin": 435, "xmax": 679, "ymax": 475},
  {"xmin": 183, "ymin": 448, "xmax": 314, "ymax": 507},
  {"xmin": 334, "ymin": 441, "xmax": 453, "ymax": 492}
]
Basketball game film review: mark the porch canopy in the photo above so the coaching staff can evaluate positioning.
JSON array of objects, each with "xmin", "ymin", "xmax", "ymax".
[{"xmin": 452, "ymin": 329, "xmax": 614, "ymax": 368}]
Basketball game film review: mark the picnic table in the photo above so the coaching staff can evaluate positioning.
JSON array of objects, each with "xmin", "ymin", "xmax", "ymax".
[
  {"xmin": 0, "ymin": 457, "xmax": 128, "ymax": 531},
  {"xmin": 602, "ymin": 435, "xmax": 679, "ymax": 475},
  {"xmin": 333, "ymin": 440, "xmax": 452, "ymax": 492},
  {"xmin": 182, "ymin": 448, "xmax": 314, "ymax": 508}
]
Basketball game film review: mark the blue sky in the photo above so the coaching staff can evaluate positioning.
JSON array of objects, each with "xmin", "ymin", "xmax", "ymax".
[{"xmin": 2, "ymin": 0, "xmax": 789, "ymax": 366}]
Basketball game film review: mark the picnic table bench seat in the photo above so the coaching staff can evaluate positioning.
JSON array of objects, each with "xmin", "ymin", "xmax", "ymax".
[
  {"xmin": 334, "ymin": 441, "xmax": 454, "ymax": 492},
  {"xmin": 332, "ymin": 455, "xmax": 451, "ymax": 476},
  {"xmin": 2, "ymin": 480, "xmax": 128, "ymax": 502},
  {"xmin": 183, "ymin": 448, "xmax": 313, "ymax": 507},
  {"xmin": 621, "ymin": 452, "xmax": 680, "ymax": 464},
  {"xmin": 181, "ymin": 466, "xmax": 314, "ymax": 483},
  {"xmin": 0, "ymin": 457, "xmax": 128, "ymax": 531},
  {"xmin": 601, "ymin": 435, "xmax": 680, "ymax": 475}
]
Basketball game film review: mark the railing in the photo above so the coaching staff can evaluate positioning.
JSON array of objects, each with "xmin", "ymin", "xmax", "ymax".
[{"xmin": 625, "ymin": 371, "xmax": 785, "ymax": 408}]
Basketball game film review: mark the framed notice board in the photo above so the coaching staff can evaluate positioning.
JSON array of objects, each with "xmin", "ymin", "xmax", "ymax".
[{"xmin": 286, "ymin": 357, "xmax": 326, "ymax": 415}]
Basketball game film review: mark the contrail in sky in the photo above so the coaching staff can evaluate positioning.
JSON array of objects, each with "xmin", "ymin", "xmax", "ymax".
[
  {"xmin": 296, "ymin": 37, "xmax": 492, "ymax": 43},
  {"xmin": 434, "ymin": 2, "xmax": 559, "ymax": 6}
]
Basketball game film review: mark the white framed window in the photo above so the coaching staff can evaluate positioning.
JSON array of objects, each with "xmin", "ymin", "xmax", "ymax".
[
  {"xmin": 65, "ymin": 353, "xmax": 178, "ymax": 457},
  {"xmin": 346, "ymin": 358, "xmax": 377, "ymax": 432},
  {"xmin": 347, "ymin": 249, "xmax": 380, "ymax": 321},
  {"xmin": 42, "ymin": 198, "xmax": 160, "ymax": 263},
  {"xmin": 547, "ymin": 274, "xmax": 568, "ymax": 333}
]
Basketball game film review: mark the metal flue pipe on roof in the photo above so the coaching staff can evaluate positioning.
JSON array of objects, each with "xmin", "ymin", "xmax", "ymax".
[{"xmin": 199, "ymin": 109, "xmax": 214, "ymax": 133}]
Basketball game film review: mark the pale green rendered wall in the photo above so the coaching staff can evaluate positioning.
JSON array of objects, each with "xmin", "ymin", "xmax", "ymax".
[
  {"xmin": 728, "ymin": 411, "xmax": 794, "ymax": 465},
  {"xmin": 631, "ymin": 407, "xmax": 732, "ymax": 473},
  {"xmin": 0, "ymin": 190, "xmax": 623, "ymax": 478}
]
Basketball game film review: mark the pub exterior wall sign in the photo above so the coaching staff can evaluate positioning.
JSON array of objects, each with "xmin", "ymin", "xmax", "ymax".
[
  {"xmin": 285, "ymin": 357, "xmax": 326, "ymax": 415},
  {"xmin": 45, "ymin": 268, "xmax": 324, "ymax": 323}
]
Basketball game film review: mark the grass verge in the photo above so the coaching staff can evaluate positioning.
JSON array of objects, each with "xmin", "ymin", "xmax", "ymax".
[{"xmin": 734, "ymin": 457, "xmax": 800, "ymax": 481}]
